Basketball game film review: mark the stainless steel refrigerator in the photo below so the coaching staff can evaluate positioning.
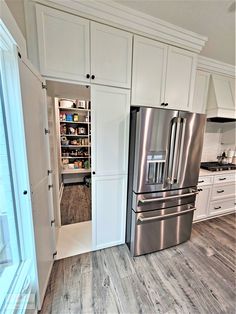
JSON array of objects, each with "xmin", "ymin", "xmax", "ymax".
[{"xmin": 126, "ymin": 107, "xmax": 206, "ymax": 256}]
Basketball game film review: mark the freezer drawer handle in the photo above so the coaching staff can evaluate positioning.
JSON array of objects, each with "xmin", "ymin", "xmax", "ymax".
[
  {"xmin": 138, "ymin": 207, "xmax": 196, "ymax": 222},
  {"xmin": 139, "ymin": 191, "xmax": 198, "ymax": 204}
]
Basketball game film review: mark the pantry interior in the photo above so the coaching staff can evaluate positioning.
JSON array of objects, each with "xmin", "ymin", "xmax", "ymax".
[{"xmin": 46, "ymin": 80, "xmax": 92, "ymax": 259}]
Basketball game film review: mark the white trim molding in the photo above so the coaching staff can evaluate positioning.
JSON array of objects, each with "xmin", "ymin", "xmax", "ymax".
[
  {"xmin": 198, "ymin": 55, "xmax": 235, "ymax": 78},
  {"xmin": 30, "ymin": 0, "xmax": 207, "ymax": 53}
]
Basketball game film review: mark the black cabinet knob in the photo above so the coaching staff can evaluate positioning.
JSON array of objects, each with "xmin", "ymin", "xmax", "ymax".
[
  {"xmin": 161, "ymin": 103, "xmax": 165, "ymax": 106},
  {"xmin": 92, "ymin": 171, "xmax": 96, "ymax": 175},
  {"xmin": 91, "ymin": 75, "xmax": 95, "ymax": 80},
  {"xmin": 165, "ymin": 103, "xmax": 168, "ymax": 106},
  {"xmin": 86, "ymin": 74, "xmax": 90, "ymax": 79},
  {"xmin": 23, "ymin": 190, "xmax": 27, "ymax": 195}
]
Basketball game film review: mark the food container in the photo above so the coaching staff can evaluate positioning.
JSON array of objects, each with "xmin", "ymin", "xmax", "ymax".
[
  {"xmin": 78, "ymin": 127, "xmax": 86, "ymax": 134},
  {"xmin": 76, "ymin": 100, "xmax": 86, "ymax": 109},
  {"xmin": 68, "ymin": 164, "xmax": 74, "ymax": 169},
  {"xmin": 59, "ymin": 99, "xmax": 74, "ymax": 108},
  {"xmin": 73, "ymin": 114, "xmax": 79, "ymax": 122},
  {"xmin": 61, "ymin": 136, "xmax": 69, "ymax": 145},
  {"xmin": 66, "ymin": 114, "xmax": 73, "ymax": 121}
]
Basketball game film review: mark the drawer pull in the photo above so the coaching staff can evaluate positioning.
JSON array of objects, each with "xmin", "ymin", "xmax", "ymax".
[
  {"xmin": 198, "ymin": 180, "xmax": 204, "ymax": 183},
  {"xmin": 138, "ymin": 207, "xmax": 196, "ymax": 222},
  {"xmin": 218, "ymin": 178, "xmax": 226, "ymax": 181},
  {"xmin": 198, "ymin": 188, "xmax": 203, "ymax": 192},
  {"xmin": 214, "ymin": 206, "xmax": 221, "ymax": 210},
  {"xmin": 217, "ymin": 190, "xmax": 224, "ymax": 193}
]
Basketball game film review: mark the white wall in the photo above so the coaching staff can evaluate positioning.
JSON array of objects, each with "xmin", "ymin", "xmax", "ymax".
[
  {"xmin": 201, "ymin": 121, "xmax": 236, "ymax": 162},
  {"xmin": 5, "ymin": 0, "xmax": 26, "ymax": 38}
]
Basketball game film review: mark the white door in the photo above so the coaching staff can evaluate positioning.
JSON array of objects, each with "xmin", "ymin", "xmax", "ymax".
[
  {"xmin": 91, "ymin": 85, "xmax": 130, "ymax": 249},
  {"xmin": 90, "ymin": 22, "xmax": 132, "ymax": 88},
  {"xmin": 131, "ymin": 35, "xmax": 168, "ymax": 107},
  {"xmin": 18, "ymin": 57, "xmax": 55, "ymax": 309},
  {"xmin": 165, "ymin": 46, "xmax": 197, "ymax": 111},
  {"xmin": 192, "ymin": 70, "xmax": 210, "ymax": 114},
  {"xmin": 194, "ymin": 186, "xmax": 211, "ymax": 221},
  {"xmin": 92, "ymin": 175, "xmax": 127, "ymax": 249},
  {"xmin": 36, "ymin": 4, "xmax": 90, "ymax": 83},
  {"xmin": 91, "ymin": 85, "xmax": 130, "ymax": 176}
]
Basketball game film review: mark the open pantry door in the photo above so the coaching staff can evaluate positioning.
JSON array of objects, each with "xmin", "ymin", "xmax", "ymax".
[{"xmin": 17, "ymin": 53, "xmax": 56, "ymax": 309}]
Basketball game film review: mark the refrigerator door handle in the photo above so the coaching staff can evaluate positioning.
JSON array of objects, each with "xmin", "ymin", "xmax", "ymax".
[
  {"xmin": 176, "ymin": 118, "xmax": 186, "ymax": 182},
  {"xmin": 139, "ymin": 190, "xmax": 198, "ymax": 204},
  {"xmin": 166, "ymin": 118, "xmax": 177, "ymax": 184},
  {"xmin": 138, "ymin": 207, "xmax": 196, "ymax": 222},
  {"xmin": 171, "ymin": 117, "xmax": 181, "ymax": 184}
]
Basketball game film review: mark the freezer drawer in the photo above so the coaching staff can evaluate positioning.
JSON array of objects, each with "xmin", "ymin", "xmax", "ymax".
[
  {"xmin": 211, "ymin": 182, "xmax": 235, "ymax": 200},
  {"xmin": 129, "ymin": 204, "xmax": 195, "ymax": 256}
]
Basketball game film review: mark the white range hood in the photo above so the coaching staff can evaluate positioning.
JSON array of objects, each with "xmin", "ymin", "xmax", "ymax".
[{"xmin": 207, "ymin": 74, "xmax": 236, "ymax": 122}]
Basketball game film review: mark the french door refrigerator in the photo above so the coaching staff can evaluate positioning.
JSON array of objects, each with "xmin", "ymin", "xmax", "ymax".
[{"xmin": 126, "ymin": 107, "xmax": 206, "ymax": 256}]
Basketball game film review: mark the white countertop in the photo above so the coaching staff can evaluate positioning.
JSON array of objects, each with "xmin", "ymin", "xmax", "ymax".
[{"xmin": 199, "ymin": 168, "xmax": 236, "ymax": 177}]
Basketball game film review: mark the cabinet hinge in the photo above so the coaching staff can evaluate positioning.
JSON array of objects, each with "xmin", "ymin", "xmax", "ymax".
[
  {"xmin": 18, "ymin": 52, "xmax": 22, "ymax": 59},
  {"xmin": 48, "ymin": 184, "xmax": 53, "ymax": 190},
  {"xmin": 44, "ymin": 128, "xmax": 50, "ymax": 135},
  {"xmin": 51, "ymin": 219, "xmax": 55, "ymax": 226},
  {"xmin": 42, "ymin": 83, "xmax": 47, "ymax": 89},
  {"xmin": 53, "ymin": 251, "xmax": 57, "ymax": 259},
  {"xmin": 48, "ymin": 169, "xmax": 53, "ymax": 175}
]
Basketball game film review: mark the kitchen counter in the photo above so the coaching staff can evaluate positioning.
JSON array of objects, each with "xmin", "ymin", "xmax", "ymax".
[{"xmin": 199, "ymin": 168, "xmax": 236, "ymax": 177}]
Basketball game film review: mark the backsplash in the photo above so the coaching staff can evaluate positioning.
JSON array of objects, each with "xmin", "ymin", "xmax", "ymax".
[{"xmin": 201, "ymin": 122, "xmax": 236, "ymax": 162}]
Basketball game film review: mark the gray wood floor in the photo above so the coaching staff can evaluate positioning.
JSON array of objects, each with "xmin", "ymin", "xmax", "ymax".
[
  {"xmin": 61, "ymin": 184, "xmax": 91, "ymax": 225},
  {"xmin": 40, "ymin": 214, "xmax": 235, "ymax": 314}
]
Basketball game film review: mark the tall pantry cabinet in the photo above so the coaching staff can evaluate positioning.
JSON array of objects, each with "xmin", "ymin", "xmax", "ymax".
[{"xmin": 35, "ymin": 4, "xmax": 132, "ymax": 250}]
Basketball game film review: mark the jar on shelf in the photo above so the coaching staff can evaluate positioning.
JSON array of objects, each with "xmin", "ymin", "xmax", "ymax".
[{"xmin": 73, "ymin": 114, "xmax": 79, "ymax": 122}]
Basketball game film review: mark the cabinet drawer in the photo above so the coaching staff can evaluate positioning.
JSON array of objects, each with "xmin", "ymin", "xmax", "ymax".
[
  {"xmin": 211, "ymin": 183, "xmax": 235, "ymax": 200},
  {"xmin": 209, "ymin": 198, "xmax": 235, "ymax": 216},
  {"xmin": 214, "ymin": 173, "xmax": 235, "ymax": 184},
  {"xmin": 198, "ymin": 176, "xmax": 213, "ymax": 186}
]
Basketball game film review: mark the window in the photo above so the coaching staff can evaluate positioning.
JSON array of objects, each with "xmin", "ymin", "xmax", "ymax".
[{"xmin": 0, "ymin": 22, "xmax": 37, "ymax": 313}]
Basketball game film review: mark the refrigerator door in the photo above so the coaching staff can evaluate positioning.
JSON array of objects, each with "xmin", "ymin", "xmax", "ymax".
[
  {"xmin": 131, "ymin": 107, "xmax": 178, "ymax": 193},
  {"xmin": 169, "ymin": 111, "xmax": 206, "ymax": 190}
]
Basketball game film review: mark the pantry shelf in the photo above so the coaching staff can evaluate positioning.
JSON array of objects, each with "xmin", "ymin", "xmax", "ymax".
[
  {"xmin": 61, "ymin": 156, "xmax": 90, "ymax": 159},
  {"xmin": 59, "ymin": 107, "xmax": 91, "ymax": 112},
  {"xmin": 60, "ymin": 134, "xmax": 88, "ymax": 137},
  {"xmin": 61, "ymin": 168, "xmax": 91, "ymax": 174},
  {"xmin": 60, "ymin": 121, "xmax": 90, "ymax": 124},
  {"xmin": 61, "ymin": 145, "xmax": 90, "ymax": 148}
]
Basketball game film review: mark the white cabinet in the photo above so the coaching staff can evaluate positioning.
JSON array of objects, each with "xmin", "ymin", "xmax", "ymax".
[
  {"xmin": 131, "ymin": 36, "xmax": 167, "ymax": 106},
  {"xmin": 91, "ymin": 22, "xmax": 132, "ymax": 88},
  {"xmin": 35, "ymin": 5, "xmax": 132, "ymax": 88},
  {"xmin": 91, "ymin": 85, "xmax": 130, "ymax": 176},
  {"xmin": 192, "ymin": 70, "xmax": 210, "ymax": 113},
  {"xmin": 165, "ymin": 46, "xmax": 197, "ymax": 111},
  {"xmin": 131, "ymin": 36, "xmax": 197, "ymax": 111},
  {"xmin": 91, "ymin": 85, "xmax": 130, "ymax": 249},
  {"xmin": 92, "ymin": 175, "xmax": 127, "ymax": 249},
  {"xmin": 194, "ymin": 185, "xmax": 211, "ymax": 221},
  {"xmin": 36, "ymin": 4, "xmax": 90, "ymax": 82}
]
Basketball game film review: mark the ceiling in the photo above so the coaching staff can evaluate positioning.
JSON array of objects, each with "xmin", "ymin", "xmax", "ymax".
[{"xmin": 114, "ymin": 0, "xmax": 235, "ymax": 65}]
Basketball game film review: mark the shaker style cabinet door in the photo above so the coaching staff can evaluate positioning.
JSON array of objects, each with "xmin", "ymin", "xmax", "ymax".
[
  {"xmin": 90, "ymin": 22, "xmax": 132, "ymax": 88},
  {"xmin": 211, "ymin": 74, "xmax": 235, "ymax": 111},
  {"xmin": 36, "ymin": 4, "xmax": 90, "ymax": 82},
  {"xmin": 91, "ymin": 85, "xmax": 130, "ymax": 176},
  {"xmin": 192, "ymin": 70, "xmax": 210, "ymax": 114},
  {"xmin": 131, "ymin": 36, "xmax": 168, "ymax": 107},
  {"xmin": 164, "ymin": 46, "xmax": 197, "ymax": 111},
  {"xmin": 92, "ymin": 175, "xmax": 127, "ymax": 249},
  {"xmin": 194, "ymin": 186, "xmax": 211, "ymax": 221}
]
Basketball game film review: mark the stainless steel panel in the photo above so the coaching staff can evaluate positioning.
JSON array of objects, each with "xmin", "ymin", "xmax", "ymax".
[
  {"xmin": 132, "ymin": 187, "xmax": 197, "ymax": 212},
  {"xmin": 130, "ymin": 204, "xmax": 195, "ymax": 256},
  {"xmin": 130, "ymin": 107, "xmax": 206, "ymax": 193}
]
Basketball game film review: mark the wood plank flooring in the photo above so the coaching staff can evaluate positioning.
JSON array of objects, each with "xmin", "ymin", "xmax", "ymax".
[
  {"xmin": 61, "ymin": 184, "xmax": 91, "ymax": 225},
  {"xmin": 40, "ymin": 214, "xmax": 236, "ymax": 313}
]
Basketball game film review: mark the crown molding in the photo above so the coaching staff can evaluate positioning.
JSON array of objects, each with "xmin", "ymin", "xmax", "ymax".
[
  {"xmin": 33, "ymin": 0, "xmax": 207, "ymax": 53},
  {"xmin": 198, "ymin": 56, "xmax": 235, "ymax": 78}
]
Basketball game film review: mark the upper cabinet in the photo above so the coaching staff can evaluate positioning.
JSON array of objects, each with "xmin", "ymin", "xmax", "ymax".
[
  {"xmin": 36, "ymin": 5, "xmax": 90, "ymax": 82},
  {"xmin": 90, "ymin": 22, "xmax": 132, "ymax": 88},
  {"xmin": 131, "ymin": 36, "xmax": 167, "ymax": 106},
  {"xmin": 35, "ymin": 4, "xmax": 132, "ymax": 88},
  {"xmin": 131, "ymin": 36, "xmax": 197, "ymax": 111},
  {"xmin": 192, "ymin": 70, "xmax": 210, "ymax": 114}
]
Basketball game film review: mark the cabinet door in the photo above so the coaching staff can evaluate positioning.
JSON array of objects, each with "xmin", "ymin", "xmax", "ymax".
[
  {"xmin": 212, "ymin": 74, "xmax": 235, "ymax": 110},
  {"xmin": 92, "ymin": 175, "xmax": 127, "ymax": 249},
  {"xmin": 165, "ymin": 46, "xmax": 197, "ymax": 111},
  {"xmin": 91, "ymin": 85, "xmax": 130, "ymax": 176},
  {"xmin": 90, "ymin": 22, "xmax": 132, "ymax": 88},
  {"xmin": 18, "ymin": 57, "xmax": 55, "ymax": 308},
  {"xmin": 36, "ymin": 4, "xmax": 90, "ymax": 82},
  {"xmin": 192, "ymin": 70, "xmax": 210, "ymax": 113},
  {"xmin": 131, "ymin": 36, "xmax": 168, "ymax": 107},
  {"xmin": 194, "ymin": 186, "xmax": 211, "ymax": 221}
]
